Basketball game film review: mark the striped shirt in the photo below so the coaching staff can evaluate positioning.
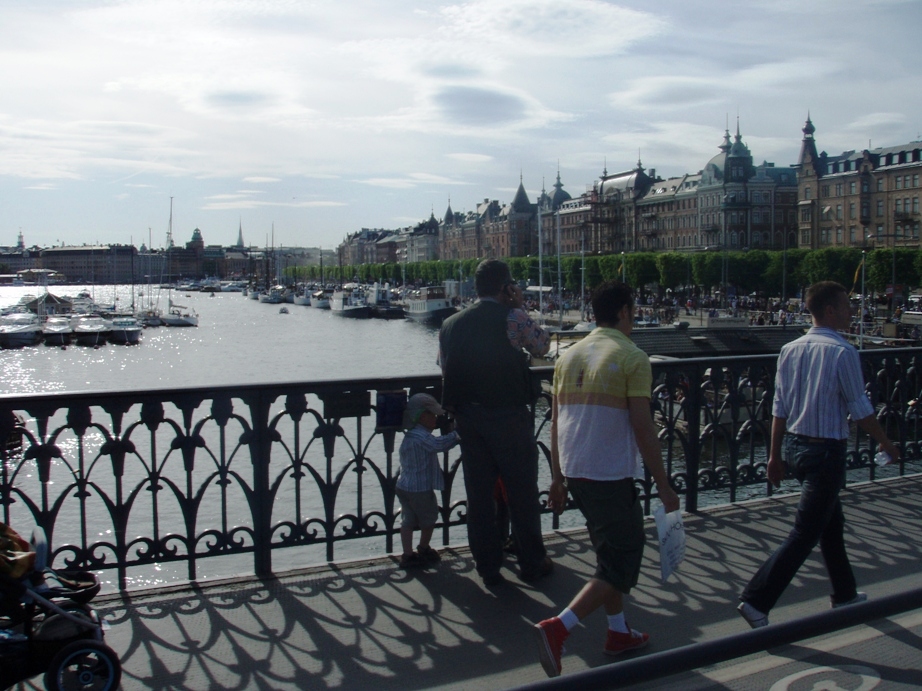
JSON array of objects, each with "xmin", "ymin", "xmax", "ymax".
[
  {"xmin": 772, "ymin": 326, "xmax": 874, "ymax": 440},
  {"xmin": 397, "ymin": 426, "xmax": 459, "ymax": 492}
]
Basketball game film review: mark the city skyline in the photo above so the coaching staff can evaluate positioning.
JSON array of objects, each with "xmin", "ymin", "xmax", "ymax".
[{"xmin": 1, "ymin": 0, "xmax": 920, "ymax": 250}]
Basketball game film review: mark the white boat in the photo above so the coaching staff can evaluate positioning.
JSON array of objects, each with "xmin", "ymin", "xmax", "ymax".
[
  {"xmin": 404, "ymin": 286, "xmax": 457, "ymax": 325},
  {"xmin": 0, "ymin": 312, "xmax": 43, "ymax": 349},
  {"xmin": 292, "ymin": 290, "xmax": 311, "ymax": 306},
  {"xmin": 161, "ymin": 302, "xmax": 199, "ymax": 327},
  {"xmin": 136, "ymin": 308, "xmax": 163, "ymax": 327},
  {"xmin": 311, "ymin": 289, "xmax": 332, "ymax": 309},
  {"xmin": 71, "ymin": 315, "xmax": 110, "ymax": 346},
  {"xmin": 258, "ymin": 286, "xmax": 283, "ymax": 304},
  {"xmin": 330, "ymin": 288, "xmax": 372, "ymax": 318},
  {"xmin": 109, "ymin": 316, "xmax": 143, "ymax": 345},
  {"xmin": 42, "ymin": 316, "xmax": 73, "ymax": 346}
]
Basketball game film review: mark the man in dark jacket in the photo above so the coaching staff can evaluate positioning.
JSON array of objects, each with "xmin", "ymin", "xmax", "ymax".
[{"xmin": 439, "ymin": 259, "xmax": 552, "ymax": 586}]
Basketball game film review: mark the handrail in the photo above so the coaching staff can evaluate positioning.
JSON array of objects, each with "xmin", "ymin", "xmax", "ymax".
[
  {"xmin": 1, "ymin": 348, "xmax": 920, "ymax": 589},
  {"xmin": 511, "ymin": 587, "xmax": 922, "ymax": 690}
]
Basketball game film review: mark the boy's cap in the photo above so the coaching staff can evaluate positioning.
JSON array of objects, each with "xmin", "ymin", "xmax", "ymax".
[{"xmin": 403, "ymin": 393, "xmax": 444, "ymax": 427}]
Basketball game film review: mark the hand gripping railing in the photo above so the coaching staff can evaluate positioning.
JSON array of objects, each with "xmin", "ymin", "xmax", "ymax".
[{"xmin": 512, "ymin": 587, "xmax": 922, "ymax": 690}]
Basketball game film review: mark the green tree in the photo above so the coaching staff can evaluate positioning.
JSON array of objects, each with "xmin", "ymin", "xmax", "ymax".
[
  {"xmin": 866, "ymin": 248, "xmax": 918, "ymax": 293},
  {"xmin": 691, "ymin": 252, "xmax": 722, "ymax": 293},
  {"xmin": 655, "ymin": 253, "xmax": 690, "ymax": 291},
  {"xmin": 625, "ymin": 253, "xmax": 658, "ymax": 294},
  {"xmin": 799, "ymin": 248, "xmax": 862, "ymax": 289}
]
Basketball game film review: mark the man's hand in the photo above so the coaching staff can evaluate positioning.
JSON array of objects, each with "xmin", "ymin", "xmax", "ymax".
[
  {"xmin": 658, "ymin": 482, "xmax": 680, "ymax": 513},
  {"xmin": 879, "ymin": 440, "xmax": 900, "ymax": 465},
  {"xmin": 767, "ymin": 455, "xmax": 785, "ymax": 488},
  {"xmin": 547, "ymin": 476, "xmax": 568, "ymax": 515}
]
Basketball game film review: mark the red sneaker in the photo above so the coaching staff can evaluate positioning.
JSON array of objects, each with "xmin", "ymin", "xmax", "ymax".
[
  {"xmin": 534, "ymin": 617, "xmax": 569, "ymax": 677},
  {"xmin": 603, "ymin": 626, "xmax": 649, "ymax": 656}
]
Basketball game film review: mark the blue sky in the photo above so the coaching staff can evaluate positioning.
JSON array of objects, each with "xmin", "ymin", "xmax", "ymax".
[{"xmin": 1, "ymin": 0, "xmax": 920, "ymax": 250}]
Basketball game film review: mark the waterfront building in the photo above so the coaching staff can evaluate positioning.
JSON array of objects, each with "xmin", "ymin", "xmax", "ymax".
[
  {"xmin": 796, "ymin": 116, "xmax": 922, "ymax": 250},
  {"xmin": 40, "ymin": 244, "xmax": 137, "ymax": 284}
]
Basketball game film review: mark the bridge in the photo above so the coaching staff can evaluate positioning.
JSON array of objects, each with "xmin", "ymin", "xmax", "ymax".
[{"xmin": 3, "ymin": 350, "xmax": 922, "ymax": 687}]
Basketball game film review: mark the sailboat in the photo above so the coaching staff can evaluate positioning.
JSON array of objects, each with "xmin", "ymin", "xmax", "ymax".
[
  {"xmin": 159, "ymin": 198, "xmax": 199, "ymax": 327},
  {"xmin": 311, "ymin": 249, "xmax": 331, "ymax": 309}
]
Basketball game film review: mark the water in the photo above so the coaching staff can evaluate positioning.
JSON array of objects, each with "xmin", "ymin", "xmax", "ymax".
[{"xmin": 0, "ymin": 285, "xmax": 442, "ymax": 394}]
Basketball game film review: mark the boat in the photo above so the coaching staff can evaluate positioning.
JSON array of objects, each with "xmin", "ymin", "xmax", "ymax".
[
  {"xmin": 42, "ymin": 316, "xmax": 73, "ymax": 346},
  {"xmin": 366, "ymin": 282, "xmax": 405, "ymax": 320},
  {"xmin": 0, "ymin": 312, "xmax": 43, "ymax": 349},
  {"xmin": 404, "ymin": 286, "xmax": 457, "ymax": 325},
  {"xmin": 330, "ymin": 287, "xmax": 372, "ymax": 318},
  {"xmin": 292, "ymin": 288, "xmax": 311, "ymax": 306},
  {"xmin": 311, "ymin": 289, "xmax": 331, "ymax": 309},
  {"xmin": 259, "ymin": 286, "xmax": 284, "ymax": 304},
  {"xmin": 108, "ymin": 315, "xmax": 143, "ymax": 345},
  {"xmin": 71, "ymin": 315, "xmax": 110, "ymax": 347},
  {"xmin": 161, "ymin": 301, "xmax": 199, "ymax": 327}
]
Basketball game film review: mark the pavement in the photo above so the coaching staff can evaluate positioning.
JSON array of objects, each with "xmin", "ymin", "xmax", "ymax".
[{"xmin": 15, "ymin": 475, "xmax": 922, "ymax": 690}]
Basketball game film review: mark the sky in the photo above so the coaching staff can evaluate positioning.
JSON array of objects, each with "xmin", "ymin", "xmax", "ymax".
[{"xmin": 1, "ymin": 0, "xmax": 920, "ymax": 251}]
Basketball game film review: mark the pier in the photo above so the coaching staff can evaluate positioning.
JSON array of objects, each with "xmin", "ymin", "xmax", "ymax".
[{"xmin": 3, "ymin": 349, "xmax": 922, "ymax": 688}]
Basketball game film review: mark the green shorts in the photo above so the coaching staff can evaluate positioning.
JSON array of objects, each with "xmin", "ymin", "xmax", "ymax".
[{"xmin": 566, "ymin": 477, "xmax": 646, "ymax": 594}]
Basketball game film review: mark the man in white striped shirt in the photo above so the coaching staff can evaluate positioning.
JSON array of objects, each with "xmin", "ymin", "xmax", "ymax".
[{"xmin": 738, "ymin": 281, "xmax": 900, "ymax": 628}]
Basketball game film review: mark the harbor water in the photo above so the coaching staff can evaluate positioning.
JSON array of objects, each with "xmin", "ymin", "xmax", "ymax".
[{"xmin": 0, "ymin": 285, "xmax": 442, "ymax": 394}]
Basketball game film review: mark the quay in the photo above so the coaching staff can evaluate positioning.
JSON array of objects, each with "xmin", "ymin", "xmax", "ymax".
[{"xmin": 81, "ymin": 475, "xmax": 922, "ymax": 690}]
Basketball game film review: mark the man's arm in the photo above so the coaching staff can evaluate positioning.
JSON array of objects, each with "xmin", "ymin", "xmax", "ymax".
[
  {"xmin": 855, "ymin": 413, "xmax": 900, "ymax": 464},
  {"xmin": 547, "ymin": 396, "xmax": 568, "ymax": 514},
  {"xmin": 627, "ymin": 397, "xmax": 680, "ymax": 512},
  {"xmin": 768, "ymin": 415, "xmax": 787, "ymax": 487}
]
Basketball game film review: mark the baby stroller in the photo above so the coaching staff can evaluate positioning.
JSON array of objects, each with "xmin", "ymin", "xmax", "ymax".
[{"xmin": 0, "ymin": 523, "xmax": 121, "ymax": 690}]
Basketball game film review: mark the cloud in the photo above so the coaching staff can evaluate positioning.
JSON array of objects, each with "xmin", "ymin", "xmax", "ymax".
[
  {"xmin": 446, "ymin": 153, "xmax": 493, "ymax": 163},
  {"xmin": 201, "ymin": 199, "xmax": 345, "ymax": 211},
  {"xmin": 243, "ymin": 177, "xmax": 281, "ymax": 184}
]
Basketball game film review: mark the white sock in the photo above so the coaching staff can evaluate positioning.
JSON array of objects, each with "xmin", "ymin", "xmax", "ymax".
[
  {"xmin": 607, "ymin": 612, "xmax": 628, "ymax": 633},
  {"xmin": 558, "ymin": 608, "xmax": 579, "ymax": 631}
]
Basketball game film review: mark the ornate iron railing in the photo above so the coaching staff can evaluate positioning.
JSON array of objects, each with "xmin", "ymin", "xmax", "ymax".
[{"xmin": 1, "ymin": 349, "xmax": 920, "ymax": 590}]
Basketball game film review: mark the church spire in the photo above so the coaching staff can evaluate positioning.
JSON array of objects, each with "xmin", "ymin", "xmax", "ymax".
[{"xmin": 236, "ymin": 219, "xmax": 245, "ymax": 248}]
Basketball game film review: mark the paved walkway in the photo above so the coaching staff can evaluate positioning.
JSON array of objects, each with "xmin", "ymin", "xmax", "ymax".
[{"xmin": 19, "ymin": 476, "xmax": 922, "ymax": 690}]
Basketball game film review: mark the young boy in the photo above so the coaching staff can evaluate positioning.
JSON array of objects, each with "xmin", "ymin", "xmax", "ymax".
[{"xmin": 397, "ymin": 393, "xmax": 460, "ymax": 568}]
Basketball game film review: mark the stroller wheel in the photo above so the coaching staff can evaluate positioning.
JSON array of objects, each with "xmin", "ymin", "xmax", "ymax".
[{"xmin": 43, "ymin": 639, "xmax": 122, "ymax": 691}]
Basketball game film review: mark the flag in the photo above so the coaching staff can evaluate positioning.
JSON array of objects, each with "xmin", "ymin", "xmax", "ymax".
[{"xmin": 851, "ymin": 258, "xmax": 864, "ymax": 295}]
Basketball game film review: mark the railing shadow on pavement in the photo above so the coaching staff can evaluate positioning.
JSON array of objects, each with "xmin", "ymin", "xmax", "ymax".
[
  {"xmin": 1, "ymin": 349, "xmax": 921, "ymax": 591},
  {"xmin": 84, "ymin": 476, "xmax": 922, "ymax": 690}
]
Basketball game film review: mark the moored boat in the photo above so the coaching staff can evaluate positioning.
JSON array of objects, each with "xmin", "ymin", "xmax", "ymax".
[
  {"xmin": 404, "ymin": 286, "xmax": 457, "ymax": 325},
  {"xmin": 71, "ymin": 315, "xmax": 110, "ymax": 347},
  {"xmin": 42, "ymin": 316, "xmax": 73, "ymax": 346},
  {"xmin": 330, "ymin": 288, "xmax": 372, "ymax": 318},
  {"xmin": 311, "ymin": 289, "xmax": 332, "ymax": 309},
  {"xmin": 0, "ymin": 312, "xmax": 43, "ymax": 349},
  {"xmin": 161, "ymin": 302, "xmax": 198, "ymax": 327},
  {"xmin": 109, "ymin": 315, "xmax": 143, "ymax": 344}
]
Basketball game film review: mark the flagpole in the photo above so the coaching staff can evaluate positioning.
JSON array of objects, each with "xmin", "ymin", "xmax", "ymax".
[{"xmin": 860, "ymin": 250, "xmax": 866, "ymax": 350}]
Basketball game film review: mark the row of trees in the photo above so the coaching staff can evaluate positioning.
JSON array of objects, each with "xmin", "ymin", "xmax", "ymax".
[{"xmin": 285, "ymin": 247, "xmax": 922, "ymax": 299}]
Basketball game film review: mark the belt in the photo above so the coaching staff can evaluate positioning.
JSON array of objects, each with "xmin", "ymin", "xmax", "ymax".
[{"xmin": 790, "ymin": 433, "xmax": 844, "ymax": 444}]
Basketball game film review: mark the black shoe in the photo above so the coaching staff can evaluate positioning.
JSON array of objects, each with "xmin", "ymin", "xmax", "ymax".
[
  {"xmin": 399, "ymin": 552, "xmax": 426, "ymax": 569},
  {"xmin": 520, "ymin": 557, "xmax": 554, "ymax": 583},
  {"xmin": 417, "ymin": 545, "xmax": 441, "ymax": 563}
]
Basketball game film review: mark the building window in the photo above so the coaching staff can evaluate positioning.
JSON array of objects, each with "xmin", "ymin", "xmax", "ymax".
[
  {"xmin": 914, "ymin": 174, "xmax": 920, "ymax": 188},
  {"xmin": 836, "ymin": 204, "xmax": 843, "ymax": 220},
  {"xmin": 862, "ymin": 179, "xmax": 870, "ymax": 193},
  {"xmin": 914, "ymin": 197, "xmax": 920, "ymax": 214},
  {"xmin": 822, "ymin": 185, "xmax": 830, "ymax": 197},
  {"xmin": 905, "ymin": 175, "xmax": 911, "ymax": 189},
  {"xmin": 804, "ymin": 187, "xmax": 812, "ymax": 200},
  {"xmin": 802, "ymin": 229, "xmax": 811, "ymax": 244},
  {"xmin": 862, "ymin": 201, "xmax": 869, "ymax": 218},
  {"xmin": 850, "ymin": 227, "xmax": 856, "ymax": 243},
  {"xmin": 896, "ymin": 199, "xmax": 903, "ymax": 213},
  {"xmin": 877, "ymin": 178, "xmax": 884, "ymax": 192},
  {"xmin": 877, "ymin": 200, "xmax": 884, "ymax": 217},
  {"xmin": 896, "ymin": 176, "xmax": 903, "ymax": 190},
  {"xmin": 836, "ymin": 227, "xmax": 843, "ymax": 244},
  {"xmin": 835, "ymin": 183, "xmax": 843, "ymax": 196},
  {"xmin": 877, "ymin": 225, "xmax": 884, "ymax": 241},
  {"xmin": 801, "ymin": 208, "xmax": 812, "ymax": 223},
  {"xmin": 850, "ymin": 181, "xmax": 857, "ymax": 194},
  {"xmin": 849, "ymin": 202, "xmax": 856, "ymax": 219}
]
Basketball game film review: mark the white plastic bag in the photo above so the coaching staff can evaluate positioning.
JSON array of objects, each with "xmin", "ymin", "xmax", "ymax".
[{"xmin": 654, "ymin": 505, "xmax": 686, "ymax": 582}]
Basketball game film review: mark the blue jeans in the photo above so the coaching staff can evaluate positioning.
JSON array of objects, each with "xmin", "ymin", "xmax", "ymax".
[{"xmin": 741, "ymin": 435, "xmax": 858, "ymax": 613}]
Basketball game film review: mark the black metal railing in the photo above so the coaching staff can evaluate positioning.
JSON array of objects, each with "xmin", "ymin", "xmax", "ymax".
[{"xmin": 1, "ymin": 349, "xmax": 920, "ymax": 590}]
